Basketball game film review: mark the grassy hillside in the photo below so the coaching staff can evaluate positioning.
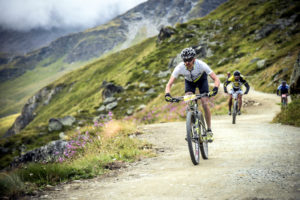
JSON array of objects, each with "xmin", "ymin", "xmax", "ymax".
[{"xmin": 0, "ymin": 0, "xmax": 299, "ymax": 170}]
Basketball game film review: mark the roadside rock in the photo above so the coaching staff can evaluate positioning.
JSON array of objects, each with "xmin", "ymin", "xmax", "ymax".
[{"xmin": 11, "ymin": 140, "xmax": 68, "ymax": 166}]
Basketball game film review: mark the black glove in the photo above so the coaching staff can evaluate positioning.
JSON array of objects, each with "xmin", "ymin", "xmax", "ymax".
[
  {"xmin": 210, "ymin": 87, "xmax": 218, "ymax": 96},
  {"xmin": 224, "ymin": 89, "xmax": 228, "ymax": 94},
  {"xmin": 244, "ymin": 91, "xmax": 248, "ymax": 95},
  {"xmin": 165, "ymin": 93, "xmax": 173, "ymax": 102}
]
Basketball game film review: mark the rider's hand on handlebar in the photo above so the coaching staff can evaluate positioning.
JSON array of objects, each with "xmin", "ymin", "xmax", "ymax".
[
  {"xmin": 210, "ymin": 87, "xmax": 218, "ymax": 96},
  {"xmin": 244, "ymin": 91, "xmax": 248, "ymax": 95},
  {"xmin": 165, "ymin": 93, "xmax": 173, "ymax": 102}
]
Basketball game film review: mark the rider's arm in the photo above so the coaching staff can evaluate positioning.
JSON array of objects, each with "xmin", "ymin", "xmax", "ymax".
[
  {"xmin": 165, "ymin": 76, "xmax": 176, "ymax": 94},
  {"xmin": 244, "ymin": 82, "xmax": 250, "ymax": 94},
  {"xmin": 209, "ymin": 72, "xmax": 220, "ymax": 88},
  {"xmin": 224, "ymin": 80, "xmax": 230, "ymax": 93}
]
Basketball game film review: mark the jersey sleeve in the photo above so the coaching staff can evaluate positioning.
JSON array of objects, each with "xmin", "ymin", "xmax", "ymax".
[
  {"xmin": 171, "ymin": 63, "xmax": 183, "ymax": 78},
  {"xmin": 199, "ymin": 60, "xmax": 213, "ymax": 74},
  {"xmin": 240, "ymin": 76, "xmax": 247, "ymax": 84},
  {"xmin": 277, "ymin": 85, "xmax": 282, "ymax": 90}
]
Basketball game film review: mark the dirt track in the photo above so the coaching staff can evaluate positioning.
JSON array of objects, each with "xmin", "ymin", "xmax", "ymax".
[{"xmin": 33, "ymin": 91, "xmax": 300, "ymax": 200}]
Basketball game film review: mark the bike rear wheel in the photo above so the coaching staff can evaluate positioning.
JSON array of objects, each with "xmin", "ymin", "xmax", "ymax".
[
  {"xmin": 198, "ymin": 112, "xmax": 208, "ymax": 159},
  {"xmin": 186, "ymin": 111, "xmax": 200, "ymax": 165},
  {"xmin": 282, "ymin": 97, "xmax": 287, "ymax": 107},
  {"xmin": 232, "ymin": 100, "xmax": 237, "ymax": 124}
]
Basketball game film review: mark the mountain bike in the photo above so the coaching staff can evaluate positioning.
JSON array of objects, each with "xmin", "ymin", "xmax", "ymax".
[
  {"xmin": 171, "ymin": 93, "xmax": 210, "ymax": 165},
  {"xmin": 281, "ymin": 94, "xmax": 288, "ymax": 107},
  {"xmin": 232, "ymin": 91, "xmax": 239, "ymax": 124}
]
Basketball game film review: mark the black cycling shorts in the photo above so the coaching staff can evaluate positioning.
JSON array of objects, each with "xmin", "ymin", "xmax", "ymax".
[{"xmin": 185, "ymin": 73, "xmax": 209, "ymax": 94}]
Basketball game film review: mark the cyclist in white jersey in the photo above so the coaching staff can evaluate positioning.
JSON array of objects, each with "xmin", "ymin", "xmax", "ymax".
[{"xmin": 165, "ymin": 48, "xmax": 220, "ymax": 142}]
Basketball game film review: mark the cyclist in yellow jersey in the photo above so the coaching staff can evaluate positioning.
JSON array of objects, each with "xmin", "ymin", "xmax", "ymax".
[{"xmin": 224, "ymin": 71, "xmax": 250, "ymax": 115}]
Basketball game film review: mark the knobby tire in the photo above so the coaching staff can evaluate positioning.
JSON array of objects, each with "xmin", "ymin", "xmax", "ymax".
[
  {"xmin": 198, "ymin": 112, "xmax": 208, "ymax": 159},
  {"xmin": 186, "ymin": 111, "xmax": 200, "ymax": 165},
  {"xmin": 232, "ymin": 100, "xmax": 237, "ymax": 124}
]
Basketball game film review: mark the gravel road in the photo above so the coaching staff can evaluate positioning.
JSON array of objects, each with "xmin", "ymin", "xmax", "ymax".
[{"xmin": 32, "ymin": 91, "xmax": 300, "ymax": 200}]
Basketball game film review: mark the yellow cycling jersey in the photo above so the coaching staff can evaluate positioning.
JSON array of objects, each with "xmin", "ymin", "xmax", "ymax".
[{"xmin": 225, "ymin": 75, "xmax": 247, "ymax": 89}]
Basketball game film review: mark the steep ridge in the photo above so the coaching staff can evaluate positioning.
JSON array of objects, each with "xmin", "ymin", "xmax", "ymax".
[
  {"xmin": 0, "ymin": 0, "xmax": 299, "ymax": 169},
  {"xmin": 0, "ymin": 0, "xmax": 227, "ymax": 117}
]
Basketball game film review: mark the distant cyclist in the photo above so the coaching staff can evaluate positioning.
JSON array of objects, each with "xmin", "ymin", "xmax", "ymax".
[
  {"xmin": 277, "ymin": 80, "xmax": 289, "ymax": 104},
  {"xmin": 224, "ymin": 70, "xmax": 250, "ymax": 115},
  {"xmin": 165, "ymin": 47, "xmax": 220, "ymax": 142}
]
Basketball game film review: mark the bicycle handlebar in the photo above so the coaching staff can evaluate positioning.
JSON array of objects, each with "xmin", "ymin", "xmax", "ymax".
[{"xmin": 171, "ymin": 93, "xmax": 210, "ymax": 103}]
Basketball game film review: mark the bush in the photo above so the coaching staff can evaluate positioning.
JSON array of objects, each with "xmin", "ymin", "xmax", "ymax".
[{"xmin": 273, "ymin": 99, "xmax": 300, "ymax": 126}]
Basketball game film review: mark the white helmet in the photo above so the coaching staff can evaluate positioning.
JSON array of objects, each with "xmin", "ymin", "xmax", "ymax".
[{"xmin": 180, "ymin": 48, "xmax": 196, "ymax": 60}]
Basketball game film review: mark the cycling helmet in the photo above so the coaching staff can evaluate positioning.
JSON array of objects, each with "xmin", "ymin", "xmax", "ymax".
[
  {"xmin": 233, "ymin": 70, "xmax": 241, "ymax": 76},
  {"xmin": 181, "ymin": 48, "xmax": 196, "ymax": 60}
]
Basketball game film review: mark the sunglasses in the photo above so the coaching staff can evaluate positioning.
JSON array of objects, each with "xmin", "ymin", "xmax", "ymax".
[{"xmin": 183, "ymin": 58, "xmax": 194, "ymax": 63}]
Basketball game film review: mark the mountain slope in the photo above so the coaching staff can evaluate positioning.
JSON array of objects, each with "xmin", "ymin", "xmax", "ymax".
[
  {"xmin": 0, "ymin": 0, "xmax": 227, "ymax": 118},
  {"xmin": 0, "ymin": 0, "xmax": 299, "ymax": 169}
]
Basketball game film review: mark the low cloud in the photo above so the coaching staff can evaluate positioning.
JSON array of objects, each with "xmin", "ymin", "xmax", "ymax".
[{"xmin": 0, "ymin": 0, "xmax": 146, "ymax": 31}]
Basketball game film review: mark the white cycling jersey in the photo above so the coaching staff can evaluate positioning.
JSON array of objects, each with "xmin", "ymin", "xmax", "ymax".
[{"xmin": 171, "ymin": 59, "xmax": 213, "ymax": 82}]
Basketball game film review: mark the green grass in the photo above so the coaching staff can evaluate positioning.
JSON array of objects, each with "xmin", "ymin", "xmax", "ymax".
[
  {"xmin": 0, "ymin": 113, "xmax": 19, "ymax": 137},
  {"xmin": 1, "ymin": 0, "xmax": 299, "ymax": 176},
  {"xmin": 273, "ymin": 99, "xmax": 300, "ymax": 126},
  {"xmin": 0, "ymin": 120, "xmax": 154, "ymax": 199},
  {"xmin": 0, "ymin": 57, "xmax": 89, "ymax": 118}
]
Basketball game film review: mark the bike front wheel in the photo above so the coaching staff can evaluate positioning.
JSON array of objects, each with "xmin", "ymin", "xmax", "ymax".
[
  {"xmin": 186, "ymin": 111, "xmax": 200, "ymax": 165},
  {"xmin": 232, "ymin": 100, "xmax": 237, "ymax": 124},
  {"xmin": 198, "ymin": 112, "xmax": 208, "ymax": 159}
]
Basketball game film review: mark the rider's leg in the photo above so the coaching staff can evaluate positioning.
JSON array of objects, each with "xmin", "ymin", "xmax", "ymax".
[
  {"xmin": 238, "ymin": 94, "xmax": 242, "ymax": 111},
  {"xmin": 229, "ymin": 94, "xmax": 232, "ymax": 111},
  {"xmin": 201, "ymin": 97, "xmax": 211, "ymax": 129}
]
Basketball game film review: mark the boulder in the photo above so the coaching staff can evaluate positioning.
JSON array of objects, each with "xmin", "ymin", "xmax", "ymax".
[
  {"xmin": 257, "ymin": 59, "xmax": 266, "ymax": 69},
  {"xmin": 250, "ymin": 57, "xmax": 261, "ymax": 64},
  {"xmin": 146, "ymin": 88, "xmax": 156, "ymax": 95},
  {"xmin": 103, "ymin": 97, "xmax": 116, "ymax": 105},
  {"xmin": 254, "ymin": 24, "xmax": 279, "ymax": 41},
  {"xmin": 137, "ymin": 104, "xmax": 146, "ymax": 111},
  {"xmin": 97, "ymin": 105, "xmax": 106, "ymax": 112},
  {"xmin": 101, "ymin": 81, "xmax": 123, "ymax": 100},
  {"xmin": 48, "ymin": 118, "xmax": 63, "ymax": 132},
  {"xmin": 106, "ymin": 102, "xmax": 118, "ymax": 111},
  {"xmin": 158, "ymin": 70, "xmax": 171, "ymax": 78},
  {"xmin": 275, "ymin": 14, "xmax": 298, "ymax": 30},
  {"xmin": 3, "ymin": 84, "xmax": 64, "ymax": 137},
  {"xmin": 157, "ymin": 27, "xmax": 175, "ymax": 42},
  {"xmin": 11, "ymin": 140, "xmax": 68, "ymax": 166},
  {"xmin": 126, "ymin": 109, "xmax": 134, "ymax": 116},
  {"xmin": 59, "ymin": 116, "xmax": 76, "ymax": 127},
  {"xmin": 139, "ymin": 82, "xmax": 149, "ymax": 88}
]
